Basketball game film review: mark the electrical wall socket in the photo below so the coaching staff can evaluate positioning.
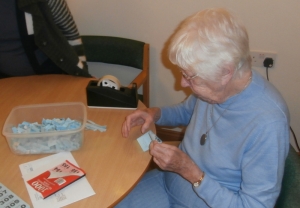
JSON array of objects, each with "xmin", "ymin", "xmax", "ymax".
[{"xmin": 250, "ymin": 51, "xmax": 277, "ymax": 68}]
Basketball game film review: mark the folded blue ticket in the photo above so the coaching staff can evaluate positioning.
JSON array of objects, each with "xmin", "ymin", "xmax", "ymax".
[{"xmin": 137, "ymin": 130, "xmax": 162, "ymax": 151}]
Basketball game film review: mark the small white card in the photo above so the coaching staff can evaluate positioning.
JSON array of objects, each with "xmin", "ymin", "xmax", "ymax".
[
  {"xmin": 19, "ymin": 152, "xmax": 95, "ymax": 208},
  {"xmin": 137, "ymin": 130, "xmax": 162, "ymax": 151}
]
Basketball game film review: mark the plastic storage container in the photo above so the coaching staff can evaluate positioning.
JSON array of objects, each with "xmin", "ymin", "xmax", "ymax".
[{"xmin": 2, "ymin": 102, "xmax": 87, "ymax": 155}]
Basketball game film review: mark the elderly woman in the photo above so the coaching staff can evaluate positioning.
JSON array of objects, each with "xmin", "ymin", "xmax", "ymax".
[{"xmin": 116, "ymin": 8, "xmax": 289, "ymax": 208}]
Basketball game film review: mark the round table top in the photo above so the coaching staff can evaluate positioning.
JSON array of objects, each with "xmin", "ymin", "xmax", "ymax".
[{"xmin": 0, "ymin": 75, "xmax": 153, "ymax": 208}]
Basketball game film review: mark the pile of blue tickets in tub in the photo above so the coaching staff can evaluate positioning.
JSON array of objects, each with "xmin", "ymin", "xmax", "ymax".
[{"xmin": 10, "ymin": 118, "xmax": 83, "ymax": 154}]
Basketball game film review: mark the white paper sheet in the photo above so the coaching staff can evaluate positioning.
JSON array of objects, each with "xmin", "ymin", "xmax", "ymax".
[{"xmin": 19, "ymin": 152, "xmax": 95, "ymax": 208}]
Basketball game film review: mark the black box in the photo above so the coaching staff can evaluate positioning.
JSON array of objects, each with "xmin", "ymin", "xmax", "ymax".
[{"xmin": 86, "ymin": 80, "xmax": 138, "ymax": 108}]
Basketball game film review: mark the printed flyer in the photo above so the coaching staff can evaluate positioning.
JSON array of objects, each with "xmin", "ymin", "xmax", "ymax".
[{"xmin": 27, "ymin": 160, "xmax": 86, "ymax": 199}]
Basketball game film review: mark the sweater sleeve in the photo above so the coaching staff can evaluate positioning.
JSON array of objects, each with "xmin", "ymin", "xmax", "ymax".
[
  {"xmin": 156, "ymin": 94, "xmax": 198, "ymax": 127},
  {"xmin": 47, "ymin": 0, "xmax": 87, "ymax": 70}
]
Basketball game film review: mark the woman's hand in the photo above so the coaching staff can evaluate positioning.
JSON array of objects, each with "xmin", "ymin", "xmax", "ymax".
[
  {"xmin": 150, "ymin": 141, "xmax": 203, "ymax": 184},
  {"xmin": 122, "ymin": 107, "xmax": 161, "ymax": 138}
]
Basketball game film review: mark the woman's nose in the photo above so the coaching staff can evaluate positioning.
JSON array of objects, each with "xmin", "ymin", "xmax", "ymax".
[{"xmin": 181, "ymin": 77, "xmax": 191, "ymax": 88}]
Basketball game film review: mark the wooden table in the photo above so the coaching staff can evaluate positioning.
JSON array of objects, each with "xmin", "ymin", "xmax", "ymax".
[{"xmin": 0, "ymin": 75, "xmax": 154, "ymax": 207}]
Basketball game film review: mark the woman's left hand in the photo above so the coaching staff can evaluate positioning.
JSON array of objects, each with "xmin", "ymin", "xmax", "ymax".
[{"xmin": 149, "ymin": 141, "xmax": 203, "ymax": 183}]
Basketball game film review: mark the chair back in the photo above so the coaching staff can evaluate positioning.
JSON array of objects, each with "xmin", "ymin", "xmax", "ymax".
[
  {"xmin": 81, "ymin": 35, "xmax": 150, "ymax": 107},
  {"xmin": 275, "ymin": 145, "xmax": 300, "ymax": 208},
  {"xmin": 82, "ymin": 36, "xmax": 145, "ymax": 69}
]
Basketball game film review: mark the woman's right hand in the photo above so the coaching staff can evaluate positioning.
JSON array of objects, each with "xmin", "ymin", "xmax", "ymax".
[{"xmin": 122, "ymin": 107, "xmax": 161, "ymax": 138}]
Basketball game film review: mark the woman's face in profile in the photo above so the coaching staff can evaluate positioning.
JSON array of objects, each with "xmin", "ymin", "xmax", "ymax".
[{"xmin": 180, "ymin": 70, "xmax": 223, "ymax": 104}]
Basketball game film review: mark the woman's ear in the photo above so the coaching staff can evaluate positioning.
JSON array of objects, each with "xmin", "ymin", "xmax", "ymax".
[{"xmin": 220, "ymin": 65, "xmax": 234, "ymax": 86}]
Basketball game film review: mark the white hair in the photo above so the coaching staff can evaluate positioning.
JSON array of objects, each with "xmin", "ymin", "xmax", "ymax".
[{"xmin": 169, "ymin": 8, "xmax": 251, "ymax": 82}]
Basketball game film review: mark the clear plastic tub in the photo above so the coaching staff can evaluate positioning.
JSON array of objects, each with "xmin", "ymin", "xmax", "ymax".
[{"xmin": 2, "ymin": 102, "xmax": 87, "ymax": 155}]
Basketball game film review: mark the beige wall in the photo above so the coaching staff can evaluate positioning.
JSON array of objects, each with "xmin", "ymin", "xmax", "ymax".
[{"xmin": 66, "ymin": 0, "xmax": 300, "ymax": 150}]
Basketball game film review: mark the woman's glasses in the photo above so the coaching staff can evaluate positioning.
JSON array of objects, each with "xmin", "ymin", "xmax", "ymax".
[{"xmin": 181, "ymin": 71, "xmax": 199, "ymax": 81}]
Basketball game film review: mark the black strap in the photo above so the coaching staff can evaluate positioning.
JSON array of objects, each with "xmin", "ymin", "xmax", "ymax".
[{"xmin": 15, "ymin": 0, "xmax": 42, "ymax": 74}]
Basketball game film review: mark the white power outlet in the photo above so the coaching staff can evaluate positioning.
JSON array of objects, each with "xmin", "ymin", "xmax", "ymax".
[{"xmin": 250, "ymin": 51, "xmax": 277, "ymax": 68}]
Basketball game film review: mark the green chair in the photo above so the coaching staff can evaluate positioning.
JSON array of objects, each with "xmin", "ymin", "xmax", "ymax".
[
  {"xmin": 81, "ymin": 35, "xmax": 150, "ymax": 107},
  {"xmin": 275, "ymin": 145, "xmax": 300, "ymax": 208}
]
